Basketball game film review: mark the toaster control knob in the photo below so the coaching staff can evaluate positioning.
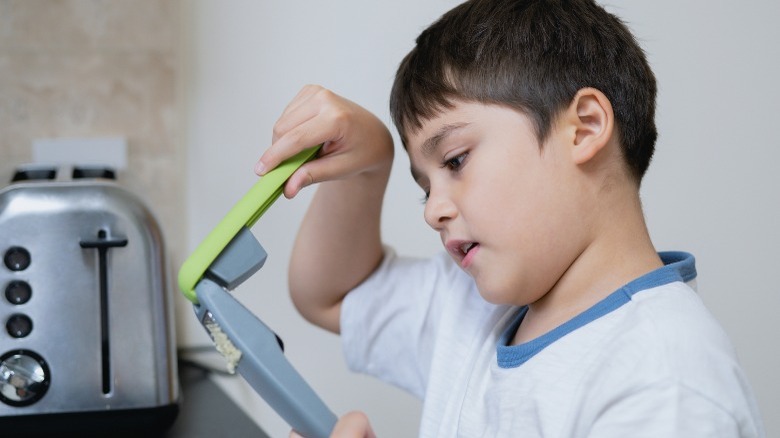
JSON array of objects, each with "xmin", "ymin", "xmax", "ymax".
[
  {"xmin": 0, "ymin": 350, "xmax": 50, "ymax": 407},
  {"xmin": 3, "ymin": 247, "xmax": 31, "ymax": 271},
  {"xmin": 6, "ymin": 314, "xmax": 33, "ymax": 338},
  {"xmin": 5, "ymin": 281, "xmax": 32, "ymax": 305}
]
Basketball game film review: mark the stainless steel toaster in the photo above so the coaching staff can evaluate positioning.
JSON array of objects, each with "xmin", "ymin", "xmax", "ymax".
[{"xmin": 0, "ymin": 165, "xmax": 178, "ymax": 435}]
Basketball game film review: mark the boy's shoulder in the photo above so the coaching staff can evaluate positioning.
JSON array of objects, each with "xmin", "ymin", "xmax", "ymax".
[
  {"xmin": 592, "ymin": 279, "xmax": 750, "ymax": 401},
  {"xmin": 455, "ymin": 277, "xmax": 764, "ymax": 436},
  {"xmin": 580, "ymin": 280, "xmax": 764, "ymax": 434},
  {"xmin": 627, "ymin": 279, "xmax": 733, "ymax": 357}
]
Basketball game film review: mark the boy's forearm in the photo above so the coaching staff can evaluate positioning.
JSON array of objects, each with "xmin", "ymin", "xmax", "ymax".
[{"xmin": 289, "ymin": 163, "xmax": 391, "ymax": 333}]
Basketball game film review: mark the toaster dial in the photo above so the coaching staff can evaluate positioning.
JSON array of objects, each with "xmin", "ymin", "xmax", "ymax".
[
  {"xmin": 4, "ymin": 281, "xmax": 32, "ymax": 305},
  {"xmin": 3, "ymin": 246, "xmax": 31, "ymax": 271},
  {"xmin": 0, "ymin": 350, "xmax": 50, "ymax": 407},
  {"xmin": 5, "ymin": 314, "xmax": 33, "ymax": 338}
]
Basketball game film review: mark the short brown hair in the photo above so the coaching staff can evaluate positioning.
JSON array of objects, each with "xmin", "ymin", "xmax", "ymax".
[{"xmin": 390, "ymin": 0, "xmax": 658, "ymax": 182}]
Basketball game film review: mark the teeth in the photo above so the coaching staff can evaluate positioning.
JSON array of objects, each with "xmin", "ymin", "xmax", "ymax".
[{"xmin": 460, "ymin": 242, "xmax": 475, "ymax": 254}]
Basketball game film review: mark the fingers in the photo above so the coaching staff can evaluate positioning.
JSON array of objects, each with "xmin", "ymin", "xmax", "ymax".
[
  {"xmin": 273, "ymin": 86, "xmax": 322, "ymax": 143},
  {"xmin": 331, "ymin": 411, "xmax": 376, "ymax": 438},
  {"xmin": 283, "ymin": 165, "xmax": 315, "ymax": 199},
  {"xmin": 257, "ymin": 118, "xmax": 334, "ymax": 176},
  {"xmin": 275, "ymin": 85, "xmax": 325, "ymax": 139},
  {"xmin": 256, "ymin": 85, "xmax": 394, "ymax": 198},
  {"xmin": 282, "ymin": 149, "xmax": 353, "ymax": 198},
  {"xmin": 257, "ymin": 86, "xmax": 343, "ymax": 176},
  {"xmin": 290, "ymin": 411, "xmax": 375, "ymax": 438}
]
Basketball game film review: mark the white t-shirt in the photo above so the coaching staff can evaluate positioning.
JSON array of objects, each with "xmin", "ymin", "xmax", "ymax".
[{"xmin": 340, "ymin": 249, "xmax": 765, "ymax": 437}]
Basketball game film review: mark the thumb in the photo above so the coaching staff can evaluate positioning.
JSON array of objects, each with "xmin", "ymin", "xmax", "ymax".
[{"xmin": 283, "ymin": 165, "xmax": 316, "ymax": 199}]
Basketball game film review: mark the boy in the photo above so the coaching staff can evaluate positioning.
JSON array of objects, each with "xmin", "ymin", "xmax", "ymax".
[{"xmin": 258, "ymin": 0, "xmax": 764, "ymax": 436}]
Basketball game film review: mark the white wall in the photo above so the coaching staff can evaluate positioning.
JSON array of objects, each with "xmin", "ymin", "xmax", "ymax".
[{"xmin": 180, "ymin": 1, "xmax": 779, "ymax": 436}]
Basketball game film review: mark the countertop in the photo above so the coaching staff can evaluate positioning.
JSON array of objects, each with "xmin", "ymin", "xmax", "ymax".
[
  {"xmin": 1, "ymin": 361, "xmax": 269, "ymax": 438},
  {"xmin": 166, "ymin": 363, "xmax": 269, "ymax": 438}
]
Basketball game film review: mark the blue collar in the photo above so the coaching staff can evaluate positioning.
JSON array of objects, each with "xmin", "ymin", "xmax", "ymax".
[{"xmin": 496, "ymin": 251, "xmax": 696, "ymax": 369}]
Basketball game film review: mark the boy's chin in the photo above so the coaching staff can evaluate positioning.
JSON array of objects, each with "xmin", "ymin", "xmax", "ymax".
[
  {"xmin": 474, "ymin": 277, "xmax": 536, "ymax": 307},
  {"xmin": 475, "ymin": 283, "xmax": 513, "ymax": 306}
]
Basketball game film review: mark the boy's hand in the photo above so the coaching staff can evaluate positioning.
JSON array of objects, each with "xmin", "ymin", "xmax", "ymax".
[
  {"xmin": 289, "ymin": 411, "xmax": 376, "ymax": 438},
  {"xmin": 256, "ymin": 85, "xmax": 393, "ymax": 198}
]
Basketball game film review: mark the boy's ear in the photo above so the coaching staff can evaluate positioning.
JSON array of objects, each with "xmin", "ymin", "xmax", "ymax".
[{"xmin": 566, "ymin": 88, "xmax": 614, "ymax": 165}]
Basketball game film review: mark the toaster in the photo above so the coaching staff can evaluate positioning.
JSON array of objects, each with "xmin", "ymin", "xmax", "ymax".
[{"xmin": 0, "ymin": 165, "xmax": 179, "ymax": 435}]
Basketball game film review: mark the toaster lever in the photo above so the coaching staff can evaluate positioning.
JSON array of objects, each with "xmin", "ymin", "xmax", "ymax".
[{"xmin": 80, "ymin": 229, "xmax": 128, "ymax": 395}]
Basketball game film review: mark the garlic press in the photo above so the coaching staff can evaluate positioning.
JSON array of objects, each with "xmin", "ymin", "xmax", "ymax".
[{"xmin": 178, "ymin": 146, "xmax": 336, "ymax": 438}]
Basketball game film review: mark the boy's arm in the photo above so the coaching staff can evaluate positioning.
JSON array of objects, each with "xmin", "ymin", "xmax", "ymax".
[
  {"xmin": 256, "ymin": 85, "xmax": 394, "ymax": 333},
  {"xmin": 288, "ymin": 170, "xmax": 390, "ymax": 334}
]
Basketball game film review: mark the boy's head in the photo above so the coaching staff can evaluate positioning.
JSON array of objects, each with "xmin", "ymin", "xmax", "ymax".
[{"xmin": 390, "ymin": 0, "xmax": 657, "ymax": 184}]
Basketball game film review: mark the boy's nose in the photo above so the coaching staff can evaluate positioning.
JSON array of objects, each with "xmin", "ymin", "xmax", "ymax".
[{"xmin": 424, "ymin": 190, "xmax": 457, "ymax": 230}]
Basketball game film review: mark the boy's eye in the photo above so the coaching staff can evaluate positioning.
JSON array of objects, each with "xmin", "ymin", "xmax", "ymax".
[{"xmin": 442, "ymin": 152, "xmax": 468, "ymax": 171}]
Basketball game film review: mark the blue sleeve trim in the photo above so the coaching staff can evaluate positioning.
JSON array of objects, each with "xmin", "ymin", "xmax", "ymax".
[{"xmin": 497, "ymin": 251, "xmax": 696, "ymax": 368}]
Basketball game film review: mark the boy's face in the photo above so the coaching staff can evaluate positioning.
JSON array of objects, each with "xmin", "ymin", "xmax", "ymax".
[{"xmin": 407, "ymin": 101, "xmax": 590, "ymax": 306}]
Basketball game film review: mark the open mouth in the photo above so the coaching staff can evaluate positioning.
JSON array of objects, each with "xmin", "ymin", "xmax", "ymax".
[
  {"xmin": 447, "ymin": 240, "xmax": 479, "ymax": 267},
  {"xmin": 459, "ymin": 242, "xmax": 478, "ymax": 256}
]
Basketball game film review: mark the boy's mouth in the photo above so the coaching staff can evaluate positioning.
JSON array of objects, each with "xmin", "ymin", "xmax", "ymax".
[
  {"xmin": 446, "ymin": 240, "xmax": 479, "ymax": 267},
  {"xmin": 460, "ymin": 242, "xmax": 477, "ymax": 255}
]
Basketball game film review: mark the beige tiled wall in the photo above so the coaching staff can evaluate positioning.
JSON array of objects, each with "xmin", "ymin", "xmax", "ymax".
[{"xmin": 0, "ymin": 0, "xmax": 184, "ymax": 260}]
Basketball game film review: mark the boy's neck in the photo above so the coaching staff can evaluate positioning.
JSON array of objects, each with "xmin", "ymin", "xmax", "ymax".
[{"xmin": 512, "ymin": 192, "xmax": 663, "ymax": 346}]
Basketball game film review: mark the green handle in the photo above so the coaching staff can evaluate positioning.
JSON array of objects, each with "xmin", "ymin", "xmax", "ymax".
[{"xmin": 178, "ymin": 146, "xmax": 320, "ymax": 303}]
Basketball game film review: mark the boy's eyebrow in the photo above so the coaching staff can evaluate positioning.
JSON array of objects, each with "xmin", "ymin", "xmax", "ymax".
[
  {"xmin": 410, "ymin": 122, "xmax": 470, "ymax": 184},
  {"xmin": 421, "ymin": 122, "xmax": 470, "ymax": 157}
]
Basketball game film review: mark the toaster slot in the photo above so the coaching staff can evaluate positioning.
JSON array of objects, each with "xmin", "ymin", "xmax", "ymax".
[
  {"xmin": 80, "ymin": 229, "xmax": 128, "ymax": 395},
  {"xmin": 11, "ymin": 166, "xmax": 57, "ymax": 182},
  {"xmin": 72, "ymin": 166, "xmax": 116, "ymax": 180}
]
